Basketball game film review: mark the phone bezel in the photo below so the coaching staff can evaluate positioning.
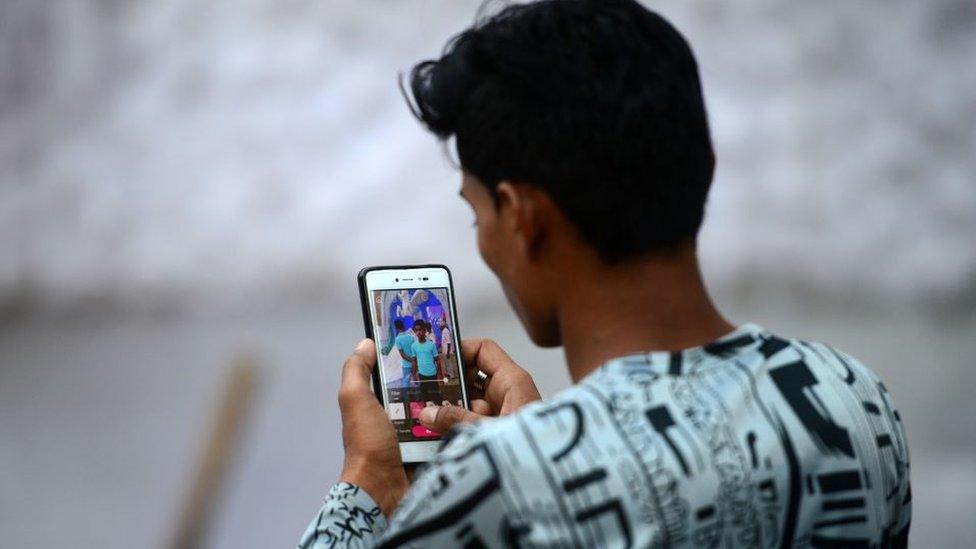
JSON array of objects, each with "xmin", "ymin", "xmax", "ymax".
[{"xmin": 357, "ymin": 264, "xmax": 469, "ymax": 463}]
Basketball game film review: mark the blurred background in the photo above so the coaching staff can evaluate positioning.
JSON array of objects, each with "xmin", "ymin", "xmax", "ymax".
[{"xmin": 1, "ymin": 0, "xmax": 974, "ymax": 547}]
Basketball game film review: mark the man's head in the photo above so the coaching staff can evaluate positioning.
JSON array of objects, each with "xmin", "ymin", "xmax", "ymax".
[
  {"xmin": 405, "ymin": 0, "xmax": 714, "ymax": 346},
  {"xmin": 394, "ymin": 319, "xmax": 405, "ymax": 332},
  {"xmin": 413, "ymin": 320, "xmax": 428, "ymax": 339}
]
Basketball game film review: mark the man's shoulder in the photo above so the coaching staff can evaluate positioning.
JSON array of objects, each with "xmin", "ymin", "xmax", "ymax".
[
  {"xmin": 686, "ymin": 323, "xmax": 884, "ymax": 383},
  {"xmin": 771, "ymin": 333, "xmax": 885, "ymax": 385}
]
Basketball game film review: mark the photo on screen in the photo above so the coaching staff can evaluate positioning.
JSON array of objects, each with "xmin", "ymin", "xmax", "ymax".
[{"xmin": 371, "ymin": 288, "xmax": 463, "ymax": 441}]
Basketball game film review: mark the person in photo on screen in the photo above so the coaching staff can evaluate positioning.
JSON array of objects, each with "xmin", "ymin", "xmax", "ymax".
[
  {"xmin": 408, "ymin": 321, "xmax": 421, "ymax": 383},
  {"xmin": 410, "ymin": 320, "xmax": 443, "ymax": 382},
  {"xmin": 392, "ymin": 319, "xmax": 416, "ymax": 388},
  {"xmin": 439, "ymin": 319, "xmax": 454, "ymax": 378}
]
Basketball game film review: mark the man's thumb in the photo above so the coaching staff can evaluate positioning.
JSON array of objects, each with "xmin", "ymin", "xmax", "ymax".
[{"xmin": 418, "ymin": 405, "xmax": 482, "ymax": 432}]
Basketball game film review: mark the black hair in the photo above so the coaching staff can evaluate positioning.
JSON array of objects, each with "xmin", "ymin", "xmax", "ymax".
[
  {"xmin": 394, "ymin": 319, "xmax": 405, "ymax": 330},
  {"xmin": 404, "ymin": 0, "xmax": 714, "ymax": 262}
]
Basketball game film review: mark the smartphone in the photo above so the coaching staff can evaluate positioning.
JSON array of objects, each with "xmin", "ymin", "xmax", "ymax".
[{"xmin": 358, "ymin": 265, "xmax": 471, "ymax": 462}]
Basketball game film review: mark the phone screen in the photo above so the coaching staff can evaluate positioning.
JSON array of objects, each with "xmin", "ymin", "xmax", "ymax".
[{"xmin": 369, "ymin": 287, "xmax": 464, "ymax": 442}]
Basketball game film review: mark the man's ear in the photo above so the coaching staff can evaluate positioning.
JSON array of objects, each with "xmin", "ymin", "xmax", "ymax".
[{"xmin": 496, "ymin": 181, "xmax": 544, "ymax": 258}]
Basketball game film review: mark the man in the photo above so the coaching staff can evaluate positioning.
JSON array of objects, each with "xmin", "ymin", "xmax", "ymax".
[
  {"xmin": 300, "ymin": 1, "xmax": 911, "ymax": 547},
  {"xmin": 410, "ymin": 320, "xmax": 444, "ymax": 382},
  {"xmin": 392, "ymin": 319, "xmax": 415, "ymax": 388},
  {"xmin": 439, "ymin": 319, "xmax": 454, "ymax": 378}
]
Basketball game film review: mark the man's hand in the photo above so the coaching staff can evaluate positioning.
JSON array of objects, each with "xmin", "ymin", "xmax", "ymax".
[
  {"xmin": 418, "ymin": 339, "xmax": 541, "ymax": 433},
  {"xmin": 337, "ymin": 339, "xmax": 409, "ymax": 517}
]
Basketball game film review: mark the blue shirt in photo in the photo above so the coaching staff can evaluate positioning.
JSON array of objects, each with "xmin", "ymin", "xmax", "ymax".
[
  {"xmin": 395, "ymin": 332, "xmax": 415, "ymax": 370},
  {"xmin": 411, "ymin": 339, "xmax": 438, "ymax": 376}
]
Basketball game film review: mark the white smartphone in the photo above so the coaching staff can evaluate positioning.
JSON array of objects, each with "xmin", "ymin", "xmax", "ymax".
[{"xmin": 357, "ymin": 265, "xmax": 471, "ymax": 462}]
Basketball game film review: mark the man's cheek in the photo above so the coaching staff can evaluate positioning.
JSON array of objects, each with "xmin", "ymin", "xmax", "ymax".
[
  {"xmin": 476, "ymin": 229, "xmax": 499, "ymax": 273},
  {"xmin": 499, "ymin": 282, "xmax": 528, "ymax": 326}
]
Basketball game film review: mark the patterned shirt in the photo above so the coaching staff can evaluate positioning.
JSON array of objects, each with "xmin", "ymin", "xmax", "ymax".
[{"xmin": 299, "ymin": 324, "xmax": 911, "ymax": 548}]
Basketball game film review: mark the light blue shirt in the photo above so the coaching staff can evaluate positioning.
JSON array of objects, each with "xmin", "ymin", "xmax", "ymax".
[
  {"xmin": 411, "ymin": 339, "xmax": 438, "ymax": 376},
  {"xmin": 394, "ymin": 332, "xmax": 415, "ymax": 370}
]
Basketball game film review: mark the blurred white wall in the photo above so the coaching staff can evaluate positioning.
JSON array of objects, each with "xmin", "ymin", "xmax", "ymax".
[{"xmin": 2, "ymin": 0, "xmax": 973, "ymax": 316}]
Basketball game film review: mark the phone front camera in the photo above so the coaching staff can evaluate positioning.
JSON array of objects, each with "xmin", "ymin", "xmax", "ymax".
[{"xmin": 395, "ymin": 278, "xmax": 399, "ymax": 282}]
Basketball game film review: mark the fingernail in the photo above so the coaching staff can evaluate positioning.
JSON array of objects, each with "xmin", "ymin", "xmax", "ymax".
[
  {"xmin": 355, "ymin": 339, "xmax": 370, "ymax": 351},
  {"xmin": 419, "ymin": 406, "xmax": 439, "ymax": 425}
]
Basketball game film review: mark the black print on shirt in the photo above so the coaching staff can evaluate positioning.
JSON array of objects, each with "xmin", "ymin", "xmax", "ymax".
[
  {"xmin": 300, "ymin": 325, "xmax": 911, "ymax": 549},
  {"xmin": 770, "ymin": 360, "xmax": 856, "ymax": 458}
]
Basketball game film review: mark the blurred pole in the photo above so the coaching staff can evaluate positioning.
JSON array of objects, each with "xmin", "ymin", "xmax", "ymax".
[{"xmin": 169, "ymin": 355, "xmax": 260, "ymax": 549}]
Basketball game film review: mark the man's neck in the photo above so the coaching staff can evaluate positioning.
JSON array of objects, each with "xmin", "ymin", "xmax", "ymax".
[{"xmin": 557, "ymin": 247, "xmax": 734, "ymax": 382}]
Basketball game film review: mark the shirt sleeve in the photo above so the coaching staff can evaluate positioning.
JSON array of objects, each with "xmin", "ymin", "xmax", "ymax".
[
  {"xmin": 298, "ymin": 424, "xmax": 510, "ymax": 548},
  {"xmin": 298, "ymin": 483, "xmax": 387, "ymax": 549}
]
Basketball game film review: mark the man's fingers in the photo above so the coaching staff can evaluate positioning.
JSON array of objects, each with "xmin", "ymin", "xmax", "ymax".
[
  {"xmin": 460, "ymin": 338, "xmax": 512, "ymax": 376},
  {"xmin": 338, "ymin": 339, "xmax": 377, "ymax": 404},
  {"xmin": 470, "ymin": 399, "xmax": 491, "ymax": 416},
  {"xmin": 418, "ymin": 405, "xmax": 484, "ymax": 432}
]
